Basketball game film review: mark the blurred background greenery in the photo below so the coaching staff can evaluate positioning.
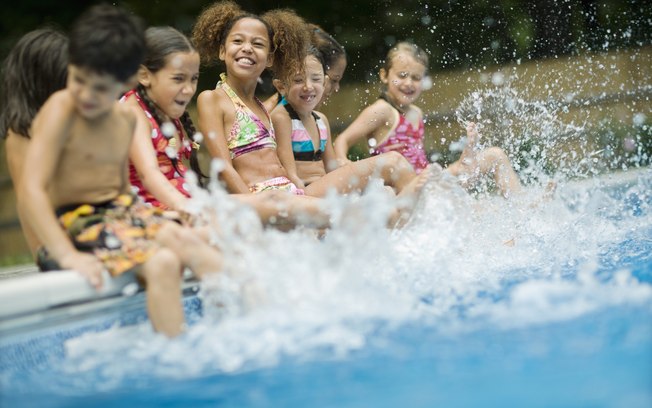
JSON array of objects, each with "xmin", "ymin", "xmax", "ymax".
[{"xmin": 1, "ymin": 0, "xmax": 650, "ymax": 88}]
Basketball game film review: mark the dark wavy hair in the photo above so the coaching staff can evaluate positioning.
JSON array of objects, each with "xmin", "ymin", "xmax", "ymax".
[
  {"xmin": 309, "ymin": 24, "xmax": 346, "ymax": 72},
  {"xmin": 0, "ymin": 28, "xmax": 68, "ymax": 139}
]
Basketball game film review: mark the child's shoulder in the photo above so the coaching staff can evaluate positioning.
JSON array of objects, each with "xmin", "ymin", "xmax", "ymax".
[
  {"xmin": 313, "ymin": 110, "xmax": 329, "ymax": 125},
  {"xmin": 33, "ymin": 89, "xmax": 76, "ymax": 128},
  {"xmin": 44, "ymin": 89, "xmax": 75, "ymax": 112},
  {"xmin": 197, "ymin": 87, "xmax": 229, "ymax": 111},
  {"xmin": 363, "ymin": 98, "xmax": 397, "ymax": 118},
  {"xmin": 270, "ymin": 103, "xmax": 290, "ymax": 121}
]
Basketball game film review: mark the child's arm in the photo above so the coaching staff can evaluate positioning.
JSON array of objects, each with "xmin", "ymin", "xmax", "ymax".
[
  {"xmin": 19, "ymin": 93, "xmax": 104, "ymax": 288},
  {"xmin": 128, "ymin": 108, "xmax": 190, "ymax": 210},
  {"xmin": 197, "ymin": 90, "xmax": 251, "ymax": 193},
  {"xmin": 316, "ymin": 112, "xmax": 339, "ymax": 173},
  {"xmin": 271, "ymin": 107, "xmax": 305, "ymax": 189},
  {"xmin": 333, "ymin": 100, "xmax": 392, "ymax": 162}
]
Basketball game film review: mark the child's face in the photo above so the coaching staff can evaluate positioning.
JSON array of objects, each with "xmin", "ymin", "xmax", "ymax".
[
  {"xmin": 285, "ymin": 55, "xmax": 325, "ymax": 114},
  {"xmin": 322, "ymin": 55, "xmax": 347, "ymax": 103},
  {"xmin": 219, "ymin": 17, "xmax": 272, "ymax": 78},
  {"xmin": 143, "ymin": 51, "xmax": 200, "ymax": 120},
  {"xmin": 67, "ymin": 65, "xmax": 127, "ymax": 120},
  {"xmin": 381, "ymin": 52, "xmax": 427, "ymax": 107}
]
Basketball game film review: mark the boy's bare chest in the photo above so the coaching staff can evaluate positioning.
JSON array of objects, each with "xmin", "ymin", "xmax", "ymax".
[{"xmin": 64, "ymin": 120, "xmax": 131, "ymax": 164}]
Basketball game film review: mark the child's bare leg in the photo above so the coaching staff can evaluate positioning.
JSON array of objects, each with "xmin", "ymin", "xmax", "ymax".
[
  {"xmin": 156, "ymin": 222, "xmax": 222, "ymax": 280},
  {"xmin": 138, "ymin": 248, "xmax": 184, "ymax": 337},
  {"xmin": 447, "ymin": 123, "xmax": 521, "ymax": 197},
  {"xmin": 397, "ymin": 163, "xmax": 439, "ymax": 199},
  {"xmin": 237, "ymin": 192, "xmax": 331, "ymax": 229},
  {"xmin": 305, "ymin": 151, "xmax": 417, "ymax": 196},
  {"xmin": 475, "ymin": 147, "xmax": 522, "ymax": 198}
]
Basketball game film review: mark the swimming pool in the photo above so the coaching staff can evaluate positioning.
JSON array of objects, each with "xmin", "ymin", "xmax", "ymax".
[{"xmin": 1, "ymin": 168, "xmax": 650, "ymax": 408}]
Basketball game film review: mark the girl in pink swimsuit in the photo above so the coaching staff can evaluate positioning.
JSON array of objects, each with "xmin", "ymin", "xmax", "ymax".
[{"xmin": 334, "ymin": 42, "xmax": 522, "ymax": 198}]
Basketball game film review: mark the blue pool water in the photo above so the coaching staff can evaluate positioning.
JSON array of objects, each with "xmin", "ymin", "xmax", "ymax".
[{"xmin": 1, "ymin": 170, "xmax": 651, "ymax": 408}]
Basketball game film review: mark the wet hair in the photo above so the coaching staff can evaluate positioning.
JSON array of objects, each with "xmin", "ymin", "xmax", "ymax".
[
  {"xmin": 0, "ymin": 28, "xmax": 68, "ymax": 139},
  {"xmin": 136, "ymin": 26, "xmax": 206, "ymax": 185},
  {"xmin": 68, "ymin": 4, "xmax": 145, "ymax": 82},
  {"xmin": 309, "ymin": 24, "xmax": 346, "ymax": 73},
  {"xmin": 192, "ymin": 1, "xmax": 309, "ymax": 84},
  {"xmin": 306, "ymin": 45, "xmax": 325, "ymax": 72},
  {"xmin": 383, "ymin": 41, "xmax": 429, "ymax": 72}
]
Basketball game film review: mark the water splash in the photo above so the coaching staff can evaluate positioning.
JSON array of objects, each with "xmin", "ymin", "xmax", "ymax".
[{"xmin": 7, "ymin": 86, "xmax": 652, "ymax": 396}]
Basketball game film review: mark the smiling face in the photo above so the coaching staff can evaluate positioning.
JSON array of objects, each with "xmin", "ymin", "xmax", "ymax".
[
  {"xmin": 380, "ymin": 51, "xmax": 427, "ymax": 109},
  {"xmin": 67, "ymin": 64, "xmax": 127, "ymax": 120},
  {"xmin": 219, "ymin": 17, "xmax": 272, "ymax": 79},
  {"xmin": 283, "ymin": 55, "xmax": 325, "ymax": 114},
  {"xmin": 141, "ymin": 51, "xmax": 200, "ymax": 120}
]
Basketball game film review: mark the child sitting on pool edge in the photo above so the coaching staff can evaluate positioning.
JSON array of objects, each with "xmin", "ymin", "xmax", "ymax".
[
  {"xmin": 1, "ymin": 28, "xmax": 69, "ymax": 258},
  {"xmin": 18, "ymin": 4, "xmax": 223, "ymax": 338},
  {"xmin": 334, "ymin": 41, "xmax": 523, "ymax": 198}
]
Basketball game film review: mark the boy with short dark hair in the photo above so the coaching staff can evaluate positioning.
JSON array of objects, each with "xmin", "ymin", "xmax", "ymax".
[{"xmin": 19, "ymin": 4, "xmax": 222, "ymax": 337}]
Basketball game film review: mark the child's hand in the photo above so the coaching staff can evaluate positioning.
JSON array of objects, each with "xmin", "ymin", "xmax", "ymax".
[{"xmin": 60, "ymin": 251, "xmax": 104, "ymax": 290}]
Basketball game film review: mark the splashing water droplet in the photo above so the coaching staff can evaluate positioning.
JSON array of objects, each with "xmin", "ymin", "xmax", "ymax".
[
  {"xmin": 121, "ymin": 282, "xmax": 139, "ymax": 297},
  {"xmin": 633, "ymin": 113, "xmax": 646, "ymax": 126},
  {"xmin": 421, "ymin": 76, "xmax": 433, "ymax": 91},
  {"xmin": 491, "ymin": 72, "xmax": 505, "ymax": 86},
  {"xmin": 161, "ymin": 122, "xmax": 176, "ymax": 138},
  {"xmin": 165, "ymin": 146, "xmax": 177, "ymax": 159}
]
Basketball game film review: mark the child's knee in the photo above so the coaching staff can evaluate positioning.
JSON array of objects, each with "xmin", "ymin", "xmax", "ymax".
[
  {"xmin": 484, "ymin": 147, "xmax": 509, "ymax": 163},
  {"xmin": 142, "ymin": 248, "xmax": 181, "ymax": 283},
  {"xmin": 156, "ymin": 222, "xmax": 182, "ymax": 243},
  {"xmin": 386, "ymin": 151, "xmax": 408, "ymax": 168}
]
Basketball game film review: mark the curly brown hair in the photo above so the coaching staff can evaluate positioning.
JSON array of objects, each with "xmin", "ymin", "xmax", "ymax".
[
  {"xmin": 192, "ymin": 1, "xmax": 309, "ymax": 83},
  {"xmin": 261, "ymin": 9, "xmax": 310, "ymax": 83}
]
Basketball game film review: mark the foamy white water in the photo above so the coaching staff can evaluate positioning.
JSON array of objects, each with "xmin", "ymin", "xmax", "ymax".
[{"xmin": 50, "ymin": 86, "xmax": 652, "ymax": 391}]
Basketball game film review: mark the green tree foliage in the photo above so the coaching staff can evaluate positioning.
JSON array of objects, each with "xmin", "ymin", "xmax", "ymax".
[{"xmin": 1, "ymin": 0, "xmax": 649, "ymax": 82}]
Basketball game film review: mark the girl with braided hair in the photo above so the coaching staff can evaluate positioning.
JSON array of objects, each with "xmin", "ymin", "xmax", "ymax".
[{"xmin": 121, "ymin": 26, "xmax": 203, "ymax": 211}]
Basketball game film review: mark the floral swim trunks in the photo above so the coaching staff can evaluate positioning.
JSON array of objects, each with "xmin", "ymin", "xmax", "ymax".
[
  {"xmin": 249, "ymin": 176, "xmax": 305, "ymax": 195},
  {"xmin": 37, "ymin": 194, "xmax": 177, "ymax": 276}
]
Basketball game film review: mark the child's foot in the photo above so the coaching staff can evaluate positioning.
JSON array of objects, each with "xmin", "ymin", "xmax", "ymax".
[{"xmin": 528, "ymin": 180, "xmax": 558, "ymax": 208}]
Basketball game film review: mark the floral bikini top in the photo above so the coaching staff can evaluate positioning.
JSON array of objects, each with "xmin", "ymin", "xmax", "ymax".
[
  {"xmin": 121, "ymin": 89, "xmax": 192, "ymax": 208},
  {"xmin": 216, "ymin": 73, "xmax": 276, "ymax": 159},
  {"xmin": 284, "ymin": 104, "xmax": 327, "ymax": 162}
]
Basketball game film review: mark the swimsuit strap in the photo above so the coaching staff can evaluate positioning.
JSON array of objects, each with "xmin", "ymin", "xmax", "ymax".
[
  {"xmin": 216, "ymin": 73, "xmax": 276, "ymax": 158},
  {"xmin": 217, "ymin": 73, "xmax": 273, "ymax": 127}
]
